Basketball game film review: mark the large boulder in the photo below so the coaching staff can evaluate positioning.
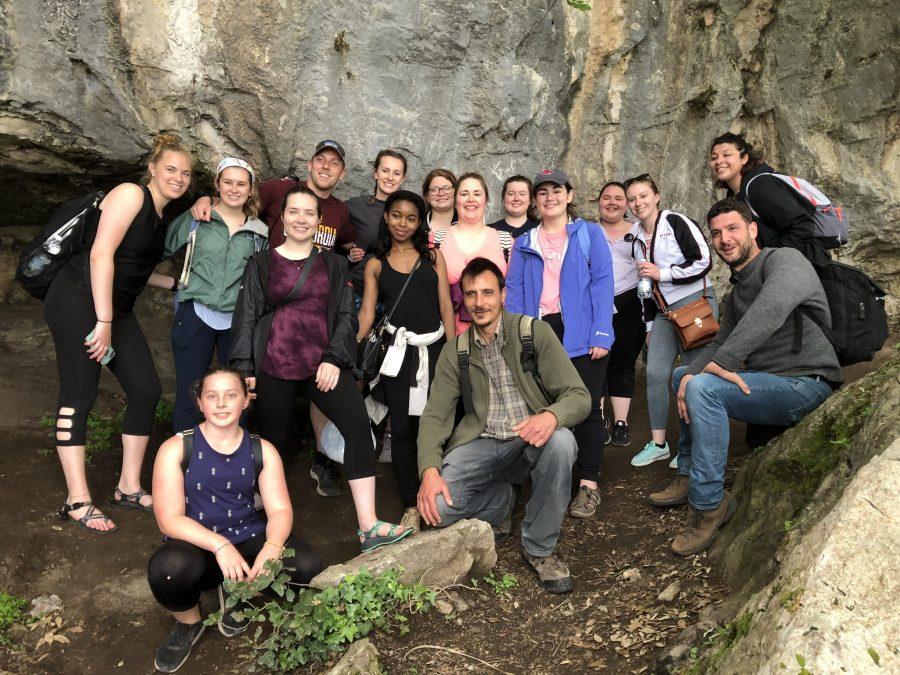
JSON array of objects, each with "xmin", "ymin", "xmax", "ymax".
[
  {"xmin": 325, "ymin": 638, "xmax": 381, "ymax": 675},
  {"xmin": 310, "ymin": 518, "xmax": 496, "ymax": 590},
  {"xmin": 713, "ymin": 437, "xmax": 899, "ymax": 674}
]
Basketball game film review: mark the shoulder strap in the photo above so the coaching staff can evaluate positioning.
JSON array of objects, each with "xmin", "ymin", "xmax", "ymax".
[
  {"xmin": 519, "ymin": 315, "xmax": 551, "ymax": 403},
  {"xmin": 575, "ymin": 224, "xmax": 591, "ymax": 268},
  {"xmin": 180, "ymin": 428, "xmax": 195, "ymax": 474},
  {"xmin": 177, "ymin": 219, "xmax": 203, "ymax": 290},
  {"xmin": 283, "ymin": 246, "xmax": 319, "ymax": 304},
  {"xmin": 457, "ymin": 328, "xmax": 474, "ymax": 416},
  {"xmin": 380, "ymin": 257, "xmax": 422, "ymax": 327},
  {"xmin": 250, "ymin": 433, "xmax": 263, "ymax": 477}
]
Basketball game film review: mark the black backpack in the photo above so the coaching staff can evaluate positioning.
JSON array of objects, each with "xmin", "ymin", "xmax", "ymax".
[
  {"xmin": 796, "ymin": 260, "xmax": 888, "ymax": 366},
  {"xmin": 16, "ymin": 191, "xmax": 104, "ymax": 300},
  {"xmin": 180, "ymin": 428, "xmax": 264, "ymax": 476},
  {"xmin": 456, "ymin": 315, "xmax": 550, "ymax": 415}
]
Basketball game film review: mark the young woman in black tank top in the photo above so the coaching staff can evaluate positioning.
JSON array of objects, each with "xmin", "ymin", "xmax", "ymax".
[
  {"xmin": 357, "ymin": 190, "xmax": 455, "ymax": 532},
  {"xmin": 44, "ymin": 134, "xmax": 192, "ymax": 534}
]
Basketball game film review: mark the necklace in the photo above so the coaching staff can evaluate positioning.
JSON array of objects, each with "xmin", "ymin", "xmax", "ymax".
[{"xmin": 391, "ymin": 246, "xmax": 413, "ymax": 255}]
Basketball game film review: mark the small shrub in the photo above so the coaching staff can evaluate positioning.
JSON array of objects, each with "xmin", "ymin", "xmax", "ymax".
[
  {"xmin": 0, "ymin": 593, "xmax": 28, "ymax": 646},
  {"xmin": 483, "ymin": 572, "xmax": 518, "ymax": 596}
]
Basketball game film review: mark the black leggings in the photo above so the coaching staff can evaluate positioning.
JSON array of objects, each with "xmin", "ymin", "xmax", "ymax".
[
  {"xmin": 147, "ymin": 535, "xmax": 321, "ymax": 612},
  {"xmin": 543, "ymin": 313, "xmax": 609, "ymax": 482},
  {"xmin": 606, "ymin": 289, "xmax": 646, "ymax": 399},
  {"xmin": 378, "ymin": 339, "xmax": 444, "ymax": 508},
  {"xmin": 43, "ymin": 269, "xmax": 161, "ymax": 446},
  {"xmin": 255, "ymin": 369, "xmax": 375, "ymax": 480}
]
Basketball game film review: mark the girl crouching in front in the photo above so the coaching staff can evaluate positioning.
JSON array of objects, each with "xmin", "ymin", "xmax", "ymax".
[{"xmin": 147, "ymin": 366, "xmax": 322, "ymax": 673}]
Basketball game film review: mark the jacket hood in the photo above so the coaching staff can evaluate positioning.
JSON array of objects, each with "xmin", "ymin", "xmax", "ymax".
[
  {"xmin": 737, "ymin": 163, "xmax": 775, "ymax": 197},
  {"xmin": 241, "ymin": 217, "xmax": 269, "ymax": 237}
]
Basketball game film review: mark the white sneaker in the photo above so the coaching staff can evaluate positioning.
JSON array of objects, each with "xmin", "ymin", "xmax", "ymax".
[
  {"xmin": 669, "ymin": 453, "xmax": 679, "ymax": 469},
  {"xmin": 631, "ymin": 441, "xmax": 671, "ymax": 467}
]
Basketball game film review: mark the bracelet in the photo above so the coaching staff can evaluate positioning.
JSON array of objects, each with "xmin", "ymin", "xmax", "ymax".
[
  {"xmin": 213, "ymin": 541, "xmax": 231, "ymax": 555},
  {"xmin": 264, "ymin": 540, "xmax": 284, "ymax": 552},
  {"xmin": 96, "ymin": 319, "xmax": 112, "ymax": 324}
]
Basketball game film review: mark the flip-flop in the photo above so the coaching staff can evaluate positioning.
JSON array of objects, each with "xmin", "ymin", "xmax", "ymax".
[
  {"xmin": 58, "ymin": 501, "xmax": 118, "ymax": 534},
  {"xmin": 109, "ymin": 487, "xmax": 153, "ymax": 512},
  {"xmin": 357, "ymin": 519, "xmax": 412, "ymax": 553}
]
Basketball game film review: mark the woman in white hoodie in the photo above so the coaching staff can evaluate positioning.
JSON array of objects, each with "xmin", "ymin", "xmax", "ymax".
[{"xmin": 624, "ymin": 174, "xmax": 716, "ymax": 469}]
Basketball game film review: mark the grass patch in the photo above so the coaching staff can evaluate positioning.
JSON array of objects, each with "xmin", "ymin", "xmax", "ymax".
[
  {"xmin": 779, "ymin": 587, "xmax": 804, "ymax": 613},
  {"xmin": 0, "ymin": 592, "xmax": 29, "ymax": 647}
]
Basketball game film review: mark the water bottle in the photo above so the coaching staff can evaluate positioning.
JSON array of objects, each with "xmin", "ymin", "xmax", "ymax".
[
  {"xmin": 22, "ymin": 251, "xmax": 52, "ymax": 278},
  {"xmin": 627, "ymin": 233, "xmax": 653, "ymax": 300}
]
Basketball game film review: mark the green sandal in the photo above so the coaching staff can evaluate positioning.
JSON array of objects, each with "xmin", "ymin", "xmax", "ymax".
[
  {"xmin": 110, "ymin": 487, "xmax": 153, "ymax": 512},
  {"xmin": 357, "ymin": 520, "xmax": 412, "ymax": 553},
  {"xmin": 58, "ymin": 501, "xmax": 118, "ymax": 534}
]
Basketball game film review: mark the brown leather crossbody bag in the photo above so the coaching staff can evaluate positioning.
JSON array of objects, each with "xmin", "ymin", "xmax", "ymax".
[{"xmin": 653, "ymin": 279, "xmax": 718, "ymax": 350}]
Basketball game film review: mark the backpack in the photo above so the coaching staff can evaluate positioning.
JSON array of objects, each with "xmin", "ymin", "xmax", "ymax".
[
  {"xmin": 456, "ymin": 314, "xmax": 549, "ymax": 415},
  {"xmin": 795, "ymin": 260, "xmax": 888, "ymax": 367},
  {"xmin": 16, "ymin": 191, "xmax": 104, "ymax": 300},
  {"xmin": 745, "ymin": 173, "xmax": 849, "ymax": 249},
  {"xmin": 180, "ymin": 428, "xmax": 264, "ymax": 477}
]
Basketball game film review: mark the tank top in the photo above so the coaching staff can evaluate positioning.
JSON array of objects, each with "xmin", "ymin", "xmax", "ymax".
[
  {"xmin": 69, "ymin": 185, "xmax": 165, "ymax": 315},
  {"xmin": 377, "ymin": 255, "xmax": 441, "ymax": 334},
  {"xmin": 183, "ymin": 426, "xmax": 265, "ymax": 545}
]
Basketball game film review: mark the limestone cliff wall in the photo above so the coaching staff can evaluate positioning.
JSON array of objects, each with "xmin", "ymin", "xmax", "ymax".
[{"xmin": 0, "ymin": 0, "xmax": 897, "ymax": 301}]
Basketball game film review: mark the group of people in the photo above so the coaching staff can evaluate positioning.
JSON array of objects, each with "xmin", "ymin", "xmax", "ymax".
[{"xmin": 39, "ymin": 131, "xmax": 842, "ymax": 672}]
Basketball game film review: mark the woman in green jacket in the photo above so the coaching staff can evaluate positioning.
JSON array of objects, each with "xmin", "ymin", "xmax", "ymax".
[{"xmin": 163, "ymin": 158, "xmax": 268, "ymax": 431}]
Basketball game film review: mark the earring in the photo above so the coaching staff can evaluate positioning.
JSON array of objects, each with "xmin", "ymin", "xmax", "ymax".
[{"xmin": 283, "ymin": 228, "xmax": 287, "ymax": 237}]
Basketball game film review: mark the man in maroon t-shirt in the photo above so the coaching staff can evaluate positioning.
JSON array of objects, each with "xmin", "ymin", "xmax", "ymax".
[{"xmin": 190, "ymin": 140, "xmax": 357, "ymax": 498}]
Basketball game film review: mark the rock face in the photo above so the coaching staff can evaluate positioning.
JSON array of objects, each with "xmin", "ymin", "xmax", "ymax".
[
  {"xmin": 325, "ymin": 638, "xmax": 381, "ymax": 675},
  {"xmin": 713, "ymin": 437, "xmax": 899, "ymax": 674},
  {"xmin": 309, "ymin": 519, "xmax": 496, "ymax": 590},
  {"xmin": 1, "ymin": 1, "xmax": 897, "ymax": 302}
]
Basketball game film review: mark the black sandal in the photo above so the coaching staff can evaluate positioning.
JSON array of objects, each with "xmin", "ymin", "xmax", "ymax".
[
  {"xmin": 110, "ymin": 487, "xmax": 153, "ymax": 512},
  {"xmin": 58, "ymin": 501, "xmax": 118, "ymax": 534}
]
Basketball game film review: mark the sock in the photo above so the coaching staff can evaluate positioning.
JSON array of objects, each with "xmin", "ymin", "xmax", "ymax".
[{"xmin": 655, "ymin": 442, "xmax": 667, "ymax": 449}]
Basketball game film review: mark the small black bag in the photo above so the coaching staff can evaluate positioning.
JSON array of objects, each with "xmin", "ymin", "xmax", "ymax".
[
  {"xmin": 16, "ymin": 191, "xmax": 105, "ymax": 300},
  {"xmin": 355, "ymin": 258, "xmax": 421, "ymax": 381}
]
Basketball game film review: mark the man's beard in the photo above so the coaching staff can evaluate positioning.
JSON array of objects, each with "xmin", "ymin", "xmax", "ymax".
[{"xmin": 720, "ymin": 239, "xmax": 754, "ymax": 269}]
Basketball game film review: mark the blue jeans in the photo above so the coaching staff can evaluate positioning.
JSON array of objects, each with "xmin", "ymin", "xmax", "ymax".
[{"xmin": 673, "ymin": 367, "xmax": 832, "ymax": 510}]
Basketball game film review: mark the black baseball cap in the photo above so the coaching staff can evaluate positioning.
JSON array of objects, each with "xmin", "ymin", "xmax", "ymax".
[
  {"xmin": 532, "ymin": 168, "xmax": 572, "ymax": 194},
  {"xmin": 313, "ymin": 140, "xmax": 346, "ymax": 162}
]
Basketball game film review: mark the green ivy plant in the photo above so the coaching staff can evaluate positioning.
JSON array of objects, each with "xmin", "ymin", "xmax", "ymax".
[
  {"xmin": 205, "ymin": 554, "xmax": 435, "ymax": 672},
  {"xmin": 0, "ymin": 592, "xmax": 29, "ymax": 647}
]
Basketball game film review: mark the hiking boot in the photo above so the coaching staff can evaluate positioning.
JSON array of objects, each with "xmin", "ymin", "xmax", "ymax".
[
  {"xmin": 310, "ymin": 456, "xmax": 342, "ymax": 497},
  {"xmin": 399, "ymin": 506, "xmax": 421, "ymax": 534},
  {"xmin": 610, "ymin": 421, "xmax": 631, "ymax": 447},
  {"xmin": 631, "ymin": 441, "xmax": 670, "ymax": 467},
  {"xmin": 376, "ymin": 431, "xmax": 393, "ymax": 464},
  {"xmin": 568, "ymin": 485, "xmax": 601, "ymax": 519},
  {"xmin": 217, "ymin": 585, "xmax": 250, "ymax": 638},
  {"xmin": 153, "ymin": 620, "xmax": 205, "ymax": 673},
  {"xmin": 669, "ymin": 453, "xmax": 679, "ymax": 469},
  {"xmin": 671, "ymin": 492, "xmax": 736, "ymax": 556},
  {"xmin": 648, "ymin": 475, "xmax": 690, "ymax": 507},
  {"xmin": 523, "ymin": 551, "xmax": 574, "ymax": 594}
]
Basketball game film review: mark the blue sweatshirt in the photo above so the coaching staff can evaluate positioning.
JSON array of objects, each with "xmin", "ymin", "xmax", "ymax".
[{"xmin": 505, "ymin": 218, "xmax": 615, "ymax": 357}]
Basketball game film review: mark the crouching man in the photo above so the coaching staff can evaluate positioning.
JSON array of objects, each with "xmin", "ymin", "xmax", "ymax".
[
  {"xmin": 650, "ymin": 198, "xmax": 842, "ymax": 555},
  {"xmin": 416, "ymin": 258, "xmax": 590, "ymax": 593}
]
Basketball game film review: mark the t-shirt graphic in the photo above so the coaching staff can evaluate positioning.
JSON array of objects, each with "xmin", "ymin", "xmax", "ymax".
[{"xmin": 314, "ymin": 224, "xmax": 339, "ymax": 252}]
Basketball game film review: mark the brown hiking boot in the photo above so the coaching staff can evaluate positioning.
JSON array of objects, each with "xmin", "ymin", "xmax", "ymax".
[
  {"xmin": 648, "ymin": 475, "xmax": 690, "ymax": 507},
  {"xmin": 523, "ymin": 551, "xmax": 574, "ymax": 594},
  {"xmin": 568, "ymin": 485, "xmax": 601, "ymax": 518},
  {"xmin": 671, "ymin": 492, "xmax": 736, "ymax": 556}
]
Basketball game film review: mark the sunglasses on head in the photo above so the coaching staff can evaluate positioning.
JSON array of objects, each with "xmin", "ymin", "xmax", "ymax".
[{"xmin": 623, "ymin": 173, "xmax": 653, "ymax": 188}]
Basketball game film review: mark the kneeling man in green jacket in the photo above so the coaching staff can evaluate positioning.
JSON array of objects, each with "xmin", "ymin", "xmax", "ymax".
[{"xmin": 416, "ymin": 257, "xmax": 591, "ymax": 594}]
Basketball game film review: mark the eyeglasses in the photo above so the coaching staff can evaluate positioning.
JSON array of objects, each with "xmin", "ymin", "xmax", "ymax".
[
  {"xmin": 428, "ymin": 186, "xmax": 454, "ymax": 195},
  {"xmin": 623, "ymin": 173, "xmax": 652, "ymax": 188}
]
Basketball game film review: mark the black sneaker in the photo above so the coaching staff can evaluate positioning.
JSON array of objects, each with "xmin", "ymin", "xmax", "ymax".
[
  {"xmin": 610, "ymin": 421, "xmax": 631, "ymax": 447},
  {"xmin": 217, "ymin": 585, "xmax": 250, "ymax": 637},
  {"xmin": 154, "ymin": 621, "xmax": 205, "ymax": 673},
  {"xmin": 310, "ymin": 455, "xmax": 342, "ymax": 497}
]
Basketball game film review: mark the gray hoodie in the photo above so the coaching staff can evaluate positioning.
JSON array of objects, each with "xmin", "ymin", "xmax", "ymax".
[{"xmin": 686, "ymin": 247, "xmax": 842, "ymax": 385}]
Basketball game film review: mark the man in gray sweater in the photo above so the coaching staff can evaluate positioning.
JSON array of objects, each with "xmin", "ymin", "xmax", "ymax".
[{"xmin": 649, "ymin": 197, "xmax": 841, "ymax": 556}]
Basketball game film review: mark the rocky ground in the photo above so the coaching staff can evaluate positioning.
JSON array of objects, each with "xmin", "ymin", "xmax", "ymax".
[{"xmin": 0, "ymin": 293, "xmax": 892, "ymax": 674}]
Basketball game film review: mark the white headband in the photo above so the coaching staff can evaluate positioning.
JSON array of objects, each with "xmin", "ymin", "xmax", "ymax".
[{"xmin": 216, "ymin": 157, "xmax": 256, "ymax": 183}]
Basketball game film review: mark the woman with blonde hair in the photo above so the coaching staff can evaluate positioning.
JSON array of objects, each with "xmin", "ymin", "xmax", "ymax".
[{"xmin": 44, "ymin": 133, "xmax": 193, "ymax": 533}]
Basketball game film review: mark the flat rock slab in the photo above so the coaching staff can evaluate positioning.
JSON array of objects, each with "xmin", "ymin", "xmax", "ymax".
[{"xmin": 310, "ymin": 519, "xmax": 496, "ymax": 590}]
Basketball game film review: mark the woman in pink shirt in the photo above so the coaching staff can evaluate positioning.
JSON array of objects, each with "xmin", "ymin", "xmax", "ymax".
[{"xmin": 431, "ymin": 173, "xmax": 512, "ymax": 334}]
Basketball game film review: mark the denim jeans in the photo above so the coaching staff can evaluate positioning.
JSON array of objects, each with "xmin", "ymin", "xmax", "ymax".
[
  {"xmin": 434, "ymin": 429, "xmax": 577, "ymax": 557},
  {"xmin": 673, "ymin": 367, "xmax": 833, "ymax": 510}
]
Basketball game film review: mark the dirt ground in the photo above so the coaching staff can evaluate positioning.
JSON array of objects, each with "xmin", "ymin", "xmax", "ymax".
[{"xmin": 0, "ymin": 294, "xmax": 889, "ymax": 674}]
